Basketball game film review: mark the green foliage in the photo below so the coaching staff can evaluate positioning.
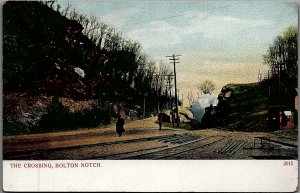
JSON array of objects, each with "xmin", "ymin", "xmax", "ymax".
[
  {"xmin": 197, "ymin": 80, "xmax": 216, "ymax": 94},
  {"xmin": 263, "ymin": 26, "xmax": 298, "ymax": 82},
  {"xmin": 219, "ymin": 81, "xmax": 269, "ymax": 131},
  {"xmin": 263, "ymin": 26, "xmax": 298, "ymax": 107}
]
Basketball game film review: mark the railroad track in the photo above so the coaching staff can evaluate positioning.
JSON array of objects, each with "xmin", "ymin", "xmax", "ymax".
[
  {"xmin": 4, "ymin": 133, "xmax": 201, "ymax": 160},
  {"xmin": 98, "ymin": 135, "xmax": 225, "ymax": 160},
  {"xmin": 218, "ymin": 139, "xmax": 248, "ymax": 155}
]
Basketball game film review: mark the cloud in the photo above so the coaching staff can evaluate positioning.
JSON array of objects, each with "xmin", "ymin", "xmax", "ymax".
[
  {"xmin": 97, "ymin": 8, "xmax": 143, "ymax": 27},
  {"xmin": 182, "ymin": 51, "xmax": 263, "ymax": 65},
  {"xmin": 125, "ymin": 12, "xmax": 274, "ymax": 51},
  {"xmin": 184, "ymin": 15, "xmax": 274, "ymax": 38},
  {"xmin": 126, "ymin": 20, "xmax": 182, "ymax": 48},
  {"xmin": 182, "ymin": 11, "xmax": 207, "ymax": 19}
]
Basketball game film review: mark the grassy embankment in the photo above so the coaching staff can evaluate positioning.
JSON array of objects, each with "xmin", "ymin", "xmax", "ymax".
[
  {"xmin": 219, "ymin": 80, "xmax": 269, "ymax": 132},
  {"xmin": 163, "ymin": 81, "xmax": 270, "ymax": 132}
]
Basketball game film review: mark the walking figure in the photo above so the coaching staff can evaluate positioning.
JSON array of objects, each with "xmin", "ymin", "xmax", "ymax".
[{"xmin": 116, "ymin": 115, "xmax": 125, "ymax": 137}]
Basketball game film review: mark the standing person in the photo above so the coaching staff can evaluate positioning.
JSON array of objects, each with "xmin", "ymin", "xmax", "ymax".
[
  {"xmin": 171, "ymin": 110, "xmax": 175, "ymax": 127},
  {"xmin": 116, "ymin": 114, "xmax": 125, "ymax": 137},
  {"xmin": 158, "ymin": 113, "xmax": 163, "ymax": 130},
  {"xmin": 280, "ymin": 111, "xmax": 288, "ymax": 130}
]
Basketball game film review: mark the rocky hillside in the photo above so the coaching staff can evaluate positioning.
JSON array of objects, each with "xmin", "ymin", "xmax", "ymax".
[
  {"xmin": 3, "ymin": 93, "xmax": 143, "ymax": 135},
  {"xmin": 3, "ymin": 1, "xmax": 159, "ymax": 135}
]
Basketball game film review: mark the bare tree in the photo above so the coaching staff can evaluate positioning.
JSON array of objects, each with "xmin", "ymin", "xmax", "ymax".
[
  {"xmin": 60, "ymin": 2, "xmax": 71, "ymax": 16},
  {"xmin": 156, "ymin": 60, "xmax": 172, "ymax": 95},
  {"xmin": 97, "ymin": 22, "xmax": 108, "ymax": 48}
]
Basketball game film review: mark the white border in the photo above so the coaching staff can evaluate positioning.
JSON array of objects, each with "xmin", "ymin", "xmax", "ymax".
[
  {"xmin": 3, "ymin": 160, "xmax": 298, "ymax": 192},
  {"xmin": 2, "ymin": 0, "xmax": 300, "ymax": 192}
]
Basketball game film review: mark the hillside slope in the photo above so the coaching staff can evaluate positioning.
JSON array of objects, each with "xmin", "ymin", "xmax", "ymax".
[
  {"xmin": 217, "ymin": 81, "xmax": 269, "ymax": 131},
  {"xmin": 3, "ymin": 1, "xmax": 158, "ymax": 135}
]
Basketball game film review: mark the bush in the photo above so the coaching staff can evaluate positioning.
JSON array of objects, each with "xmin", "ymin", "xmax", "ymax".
[
  {"xmin": 39, "ymin": 97, "xmax": 114, "ymax": 131},
  {"xmin": 3, "ymin": 118, "xmax": 30, "ymax": 135},
  {"xmin": 39, "ymin": 96, "xmax": 70, "ymax": 130}
]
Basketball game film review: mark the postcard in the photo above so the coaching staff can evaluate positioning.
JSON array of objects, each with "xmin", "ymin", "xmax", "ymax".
[{"xmin": 2, "ymin": 0, "xmax": 298, "ymax": 192}]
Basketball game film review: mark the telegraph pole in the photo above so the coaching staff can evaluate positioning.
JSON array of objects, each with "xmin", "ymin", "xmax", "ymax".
[
  {"xmin": 143, "ymin": 95, "xmax": 146, "ymax": 118},
  {"xmin": 143, "ymin": 92, "xmax": 147, "ymax": 118},
  {"xmin": 154, "ymin": 74, "xmax": 160, "ymax": 115},
  {"xmin": 166, "ymin": 74, "xmax": 174, "ymax": 127},
  {"xmin": 258, "ymin": 70, "xmax": 263, "ymax": 82},
  {"xmin": 166, "ymin": 75, "xmax": 174, "ymax": 107},
  {"xmin": 166, "ymin": 54, "xmax": 181, "ymax": 127},
  {"xmin": 181, "ymin": 94, "xmax": 184, "ymax": 107},
  {"xmin": 177, "ymin": 89, "xmax": 180, "ymax": 105}
]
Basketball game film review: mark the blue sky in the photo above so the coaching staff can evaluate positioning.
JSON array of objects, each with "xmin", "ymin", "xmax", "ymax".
[
  {"xmin": 58, "ymin": 0, "xmax": 298, "ymax": 103},
  {"xmin": 58, "ymin": 1, "xmax": 297, "ymax": 57}
]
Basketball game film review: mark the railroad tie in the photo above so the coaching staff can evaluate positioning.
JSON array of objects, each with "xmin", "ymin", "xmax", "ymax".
[
  {"xmin": 217, "ymin": 139, "xmax": 248, "ymax": 155},
  {"xmin": 227, "ymin": 140, "xmax": 243, "ymax": 154},
  {"xmin": 230, "ymin": 140, "xmax": 248, "ymax": 155},
  {"xmin": 219, "ymin": 139, "xmax": 235, "ymax": 154},
  {"xmin": 225, "ymin": 140, "xmax": 242, "ymax": 153}
]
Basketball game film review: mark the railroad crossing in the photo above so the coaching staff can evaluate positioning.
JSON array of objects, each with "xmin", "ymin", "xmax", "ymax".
[{"xmin": 3, "ymin": 117, "xmax": 297, "ymax": 160}]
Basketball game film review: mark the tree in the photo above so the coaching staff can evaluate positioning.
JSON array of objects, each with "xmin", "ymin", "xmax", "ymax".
[
  {"xmin": 263, "ymin": 26, "xmax": 298, "ymax": 82},
  {"xmin": 198, "ymin": 80, "xmax": 216, "ymax": 94},
  {"xmin": 263, "ymin": 26, "xmax": 298, "ymax": 107},
  {"xmin": 3, "ymin": 1, "xmax": 160, "ymax": 107},
  {"xmin": 156, "ymin": 60, "xmax": 172, "ymax": 95}
]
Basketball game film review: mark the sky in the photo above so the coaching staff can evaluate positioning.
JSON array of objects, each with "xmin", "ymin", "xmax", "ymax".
[{"xmin": 58, "ymin": 0, "xmax": 298, "ymax": 106}]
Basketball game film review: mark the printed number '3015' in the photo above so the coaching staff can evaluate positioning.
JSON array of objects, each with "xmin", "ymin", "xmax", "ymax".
[{"xmin": 283, "ymin": 161, "xmax": 293, "ymax": 166}]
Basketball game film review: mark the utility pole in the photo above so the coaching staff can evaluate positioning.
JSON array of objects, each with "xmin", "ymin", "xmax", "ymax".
[
  {"xmin": 177, "ymin": 89, "xmax": 180, "ymax": 106},
  {"xmin": 143, "ymin": 92, "xmax": 148, "ymax": 118},
  {"xmin": 154, "ymin": 74, "xmax": 160, "ymax": 115},
  {"xmin": 166, "ymin": 54, "xmax": 181, "ymax": 127},
  {"xmin": 277, "ymin": 49, "xmax": 281, "ymax": 106},
  {"xmin": 181, "ymin": 94, "xmax": 184, "ymax": 108},
  {"xmin": 268, "ymin": 70, "xmax": 271, "ymax": 99},
  {"xmin": 166, "ymin": 74, "xmax": 174, "ymax": 127},
  {"xmin": 258, "ymin": 70, "xmax": 263, "ymax": 82},
  {"xmin": 165, "ymin": 83, "xmax": 169, "ymax": 110},
  {"xmin": 166, "ymin": 75, "xmax": 174, "ymax": 106},
  {"xmin": 143, "ymin": 95, "xmax": 146, "ymax": 118}
]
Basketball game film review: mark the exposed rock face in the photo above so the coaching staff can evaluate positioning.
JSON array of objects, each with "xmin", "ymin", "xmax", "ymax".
[
  {"xmin": 4, "ymin": 93, "xmax": 52, "ymax": 129},
  {"xmin": 3, "ymin": 93, "xmax": 143, "ymax": 135},
  {"xmin": 4, "ymin": 93, "xmax": 107, "ymax": 131}
]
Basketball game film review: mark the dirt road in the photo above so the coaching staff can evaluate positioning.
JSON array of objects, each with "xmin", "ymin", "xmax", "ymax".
[{"xmin": 3, "ymin": 117, "xmax": 298, "ymax": 160}]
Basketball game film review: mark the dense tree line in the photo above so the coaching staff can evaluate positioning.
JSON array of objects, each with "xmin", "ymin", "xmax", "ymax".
[
  {"xmin": 263, "ymin": 26, "xmax": 297, "ymax": 85},
  {"xmin": 263, "ymin": 26, "xmax": 298, "ymax": 107},
  {"xmin": 3, "ymin": 1, "xmax": 159, "ymax": 110}
]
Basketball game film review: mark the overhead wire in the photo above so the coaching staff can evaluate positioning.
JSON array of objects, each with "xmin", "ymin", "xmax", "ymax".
[{"xmin": 116, "ymin": 3, "xmax": 238, "ymax": 29}]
